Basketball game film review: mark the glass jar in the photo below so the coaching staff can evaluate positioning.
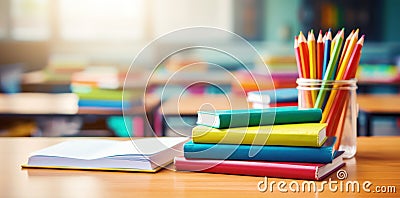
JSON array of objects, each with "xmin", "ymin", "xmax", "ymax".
[{"xmin": 296, "ymin": 78, "xmax": 358, "ymax": 158}]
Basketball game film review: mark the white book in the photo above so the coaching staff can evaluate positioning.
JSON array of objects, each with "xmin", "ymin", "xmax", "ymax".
[{"xmin": 23, "ymin": 137, "xmax": 188, "ymax": 172}]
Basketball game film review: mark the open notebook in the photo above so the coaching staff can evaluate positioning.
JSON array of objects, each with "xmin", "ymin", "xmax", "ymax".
[{"xmin": 23, "ymin": 137, "xmax": 188, "ymax": 172}]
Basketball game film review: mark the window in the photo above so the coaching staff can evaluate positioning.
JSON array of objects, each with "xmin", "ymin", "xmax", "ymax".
[
  {"xmin": 10, "ymin": 0, "xmax": 50, "ymax": 40},
  {"xmin": 58, "ymin": 0, "xmax": 145, "ymax": 41}
]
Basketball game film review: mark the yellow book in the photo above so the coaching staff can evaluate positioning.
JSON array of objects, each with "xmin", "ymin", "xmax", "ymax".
[{"xmin": 192, "ymin": 123, "xmax": 327, "ymax": 147}]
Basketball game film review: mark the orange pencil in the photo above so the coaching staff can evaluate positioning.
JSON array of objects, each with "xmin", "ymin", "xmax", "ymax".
[
  {"xmin": 316, "ymin": 30, "xmax": 324, "ymax": 79},
  {"xmin": 298, "ymin": 32, "xmax": 310, "ymax": 79},
  {"xmin": 333, "ymin": 98, "xmax": 349, "ymax": 149},
  {"xmin": 338, "ymin": 30, "xmax": 355, "ymax": 69},
  {"xmin": 294, "ymin": 36, "xmax": 304, "ymax": 78}
]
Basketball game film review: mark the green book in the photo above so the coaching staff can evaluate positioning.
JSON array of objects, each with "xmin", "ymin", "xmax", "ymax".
[
  {"xmin": 197, "ymin": 106, "xmax": 322, "ymax": 128},
  {"xmin": 192, "ymin": 123, "xmax": 327, "ymax": 147}
]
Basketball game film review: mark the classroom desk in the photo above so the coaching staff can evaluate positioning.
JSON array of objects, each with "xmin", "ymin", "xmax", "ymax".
[
  {"xmin": 1, "ymin": 137, "xmax": 399, "ymax": 198},
  {"xmin": 0, "ymin": 93, "xmax": 161, "ymax": 136},
  {"xmin": 357, "ymin": 94, "xmax": 400, "ymax": 136}
]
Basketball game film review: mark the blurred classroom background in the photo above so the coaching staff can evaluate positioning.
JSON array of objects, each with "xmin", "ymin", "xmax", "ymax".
[{"xmin": 0, "ymin": 0, "xmax": 399, "ymax": 137}]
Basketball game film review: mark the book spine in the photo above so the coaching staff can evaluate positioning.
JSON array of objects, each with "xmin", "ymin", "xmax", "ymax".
[
  {"xmin": 175, "ymin": 157, "xmax": 318, "ymax": 180},
  {"xmin": 183, "ymin": 142, "xmax": 333, "ymax": 163},
  {"xmin": 78, "ymin": 100, "xmax": 132, "ymax": 108},
  {"xmin": 265, "ymin": 109, "xmax": 322, "ymax": 125},
  {"xmin": 224, "ymin": 109, "xmax": 321, "ymax": 128},
  {"xmin": 192, "ymin": 130, "xmax": 320, "ymax": 147}
]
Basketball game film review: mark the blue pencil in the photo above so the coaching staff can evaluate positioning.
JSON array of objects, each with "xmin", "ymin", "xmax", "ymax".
[{"xmin": 322, "ymin": 29, "xmax": 332, "ymax": 77}]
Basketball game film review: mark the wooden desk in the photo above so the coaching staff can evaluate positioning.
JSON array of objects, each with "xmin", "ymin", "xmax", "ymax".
[
  {"xmin": 0, "ymin": 93, "xmax": 161, "ymax": 137},
  {"xmin": 1, "ymin": 137, "xmax": 399, "ymax": 197},
  {"xmin": 357, "ymin": 94, "xmax": 400, "ymax": 136}
]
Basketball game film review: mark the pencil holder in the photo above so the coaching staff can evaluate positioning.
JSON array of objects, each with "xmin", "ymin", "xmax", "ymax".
[{"xmin": 296, "ymin": 78, "xmax": 358, "ymax": 158}]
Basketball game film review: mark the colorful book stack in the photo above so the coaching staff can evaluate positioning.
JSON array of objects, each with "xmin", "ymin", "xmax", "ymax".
[
  {"xmin": 71, "ymin": 66, "xmax": 142, "ymax": 109},
  {"xmin": 247, "ymin": 88, "xmax": 298, "ymax": 109},
  {"xmin": 175, "ymin": 106, "xmax": 345, "ymax": 180}
]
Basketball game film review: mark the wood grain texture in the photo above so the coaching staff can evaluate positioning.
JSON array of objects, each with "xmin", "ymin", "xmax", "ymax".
[{"xmin": 0, "ymin": 137, "xmax": 399, "ymax": 197}]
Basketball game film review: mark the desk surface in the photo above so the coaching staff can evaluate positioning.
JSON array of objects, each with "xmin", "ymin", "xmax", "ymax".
[
  {"xmin": 1, "ymin": 137, "xmax": 399, "ymax": 197},
  {"xmin": 357, "ymin": 94, "xmax": 400, "ymax": 114}
]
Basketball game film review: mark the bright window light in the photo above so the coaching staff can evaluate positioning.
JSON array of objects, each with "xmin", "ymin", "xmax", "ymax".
[
  {"xmin": 59, "ymin": 0, "xmax": 145, "ymax": 41},
  {"xmin": 11, "ymin": 0, "xmax": 50, "ymax": 40}
]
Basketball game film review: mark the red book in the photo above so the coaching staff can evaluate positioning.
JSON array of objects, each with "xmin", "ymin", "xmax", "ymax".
[{"xmin": 174, "ymin": 152, "xmax": 344, "ymax": 181}]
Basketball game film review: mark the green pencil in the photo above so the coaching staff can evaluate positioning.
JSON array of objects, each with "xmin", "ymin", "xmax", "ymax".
[{"xmin": 314, "ymin": 28, "xmax": 344, "ymax": 109}]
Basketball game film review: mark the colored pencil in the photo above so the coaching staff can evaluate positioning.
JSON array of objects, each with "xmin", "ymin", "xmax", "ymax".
[
  {"xmin": 298, "ymin": 32, "xmax": 310, "ymax": 79},
  {"xmin": 308, "ymin": 31, "xmax": 317, "ymax": 104},
  {"xmin": 330, "ymin": 30, "xmax": 337, "ymax": 56},
  {"xmin": 314, "ymin": 29, "xmax": 344, "ymax": 109},
  {"xmin": 308, "ymin": 30, "xmax": 316, "ymax": 79},
  {"xmin": 321, "ymin": 30, "xmax": 359, "ymax": 123},
  {"xmin": 324, "ymin": 36, "xmax": 364, "ymax": 132},
  {"xmin": 322, "ymin": 30, "xmax": 332, "ymax": 77},
  {"xmin": 333, "ymin": 98, "xmax": 349, "ymax": 149},
  {"xmin": 294, "ymin": 36, "xmax": 304, "ymax": 78},
  {"xmin": 337, "ymin": 29, "xmax": 358, "ymax": 79},
  {"xmin": 343, "ymin": 35, "xmax": 364, "ymax": 79},
  {"xmin": 331, "ymin": 30, "xmax": 343, "ymax": 80},
  {"xmin": 338, "ymin": 30, "xmax": 355, "ymax": 70},
  {"xmin": 316, "ymin": 30, "xmax": 324, "ymax": 80}
]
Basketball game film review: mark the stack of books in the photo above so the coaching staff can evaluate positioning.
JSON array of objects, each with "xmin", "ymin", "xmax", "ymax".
[
  {"xmin": 71, "ymin": 66, "xmax": 142, "ymax": 110},
  {"xmin": 247, "ymin": 88, "xmax": 298, "ymax": 109},
  {"xmin": 175, "ymin": 106, "xmax": 345, "ymax": 180}
]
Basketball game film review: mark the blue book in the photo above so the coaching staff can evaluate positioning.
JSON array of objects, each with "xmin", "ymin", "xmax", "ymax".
[
  {"xmin": 247, "ymin": 88, "xmax": 298, "ymax": 104},
  {"xmin": 78, "ymin": 100, "xmax": 132, "ymax": 109},
  {"xmin": 184, "ymin": 137, "xmax": 336, "ymax": 163}
]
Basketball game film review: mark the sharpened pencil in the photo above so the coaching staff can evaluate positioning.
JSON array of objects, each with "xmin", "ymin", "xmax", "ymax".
[{"xmin": 316, "ymin": 30, "xmax": 324, "ymax": 79}]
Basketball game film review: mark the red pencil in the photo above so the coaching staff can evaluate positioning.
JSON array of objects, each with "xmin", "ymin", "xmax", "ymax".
[
  {"xmin": 316, "ymin": 30, "xmax": 324, "ymax": 79},
  {"xmin": 343, "ymin": 35, "xmax": 364, "ymax": 79},
  {"xmin": 298, "ymin": 32, "xmax": 310, "ymax": 79},
  {"xmin": 294, "ymin": 36, "xmax": 304, "ymax": 78}
]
